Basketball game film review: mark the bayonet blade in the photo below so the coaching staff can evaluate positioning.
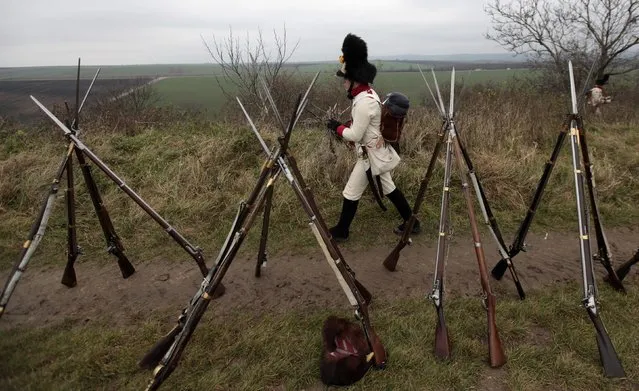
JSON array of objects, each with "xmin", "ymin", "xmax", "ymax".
[
  {"xmin": 31, "ymin": 96, "xmax": 73, "ymax": 137},
  {"xmin": 236, "ymin": 97, "xmax": 271, "ymax": 156},
  {"xmin": 418, "ymin": 65, "xmax": 444, "ymax": 116},
  {"xmin": 78, "ymin": 68, "xmax": 101, "ymax": 114},
  {"xmin": 449, "ymin": 67, "xmax": 455, "ymax": 119},
  {"xmin": 258, "ymin": 75, "xmax": 286, "ymax": 131},
  {"xmin": 431, "ymin": 69, "xmax": 446, "ymax": 118},
  {"xmin": 74, "ymin": 58, "xmax": 81, "ymax": 130},
  {"xmin": 569, "ymin": 61, "xmax": 578, "ymax": 115}
]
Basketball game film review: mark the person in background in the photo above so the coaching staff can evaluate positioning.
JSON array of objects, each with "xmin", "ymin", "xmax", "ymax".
[{"xmin": 586, "ymin": 74, "xmax": 612, "ymax": 116}]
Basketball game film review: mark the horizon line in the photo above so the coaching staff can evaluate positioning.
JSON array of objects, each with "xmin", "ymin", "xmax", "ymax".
[{"xmin": 0, "ymin": 52, "xmax": 526, "ymax": 68}]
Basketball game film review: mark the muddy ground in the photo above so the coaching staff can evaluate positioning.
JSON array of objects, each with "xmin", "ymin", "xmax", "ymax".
[{"xmin": 1, "ymin": 227, "xmax": 637, "ymax": 329}]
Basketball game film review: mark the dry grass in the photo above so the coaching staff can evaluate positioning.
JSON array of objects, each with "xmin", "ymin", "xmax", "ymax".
[{"xmin": 1, "ymin": 84, "xmax": 638, "ymax": 272}]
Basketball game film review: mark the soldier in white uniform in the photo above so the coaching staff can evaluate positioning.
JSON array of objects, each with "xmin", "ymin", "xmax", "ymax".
[
  {"xmin": 326, "ymin": 33, "xmax": 420, "ymax": 242},
  {"xmin": 586, "ymin": 74, "xmax": 612, "ymax": 115}
]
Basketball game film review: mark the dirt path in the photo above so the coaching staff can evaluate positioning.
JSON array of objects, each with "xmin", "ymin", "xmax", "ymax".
[
  {"xmin": 1, "ymin": 228, "xmax": 637, "ymax": 329},
  {"xmin": 109, "ymin": 76, "xmax": 168, "ymax": 101}
]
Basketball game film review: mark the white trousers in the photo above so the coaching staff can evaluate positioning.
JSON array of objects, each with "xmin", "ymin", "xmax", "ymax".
[{"xmin": 343, "ymin": 158, "xmax": 396, "ymax": 201}]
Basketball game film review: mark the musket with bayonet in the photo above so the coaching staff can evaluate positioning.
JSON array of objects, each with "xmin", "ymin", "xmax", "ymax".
[
  {"xmin": 0, "ymin": 61, "xmax": 105, "ymax": 316},
  {"xmin": 383, "ymin": 67, "xmax": 446, "ymax": 272},
  {"xmin": 141, "ymin": 73, "xmax": 385, "ymax": 390},
  {"xmin": 30, "ymin": 93, "xmax": 218, "ymax": 287},
  {"xmin": 565, "ymin": 61, "xmax": 625, "ymax": 377},
  {"xmin": 446, "ymin": 68, "xmax": 506, "ymax": 367},
  {"xmin": 247, "ymin": 74, "xmax": 386, "ymax": 368},
  {"xmin": 491, "ymin": 57, "xmax": 625, "ymax": 294}
]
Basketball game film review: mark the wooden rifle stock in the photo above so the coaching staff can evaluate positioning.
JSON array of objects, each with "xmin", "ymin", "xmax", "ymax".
[
  {"xmin": 382, "ymin": 240, "xmax": 407, "ymax": 272},
  {"xmin": 61, "ymin": 156, "xmax": 80, "ymax": 287},
  {"xmin": 485, "ymin": 293, "xmax": 506, "ymax": 368},
  {"xmin": 434, "ymin": 304, "xmax": 451, "ymax": 360},
  {"xmin": 358, "ymin": 306, "xmax": 387, "ymax": 367},
  {"xmin": 383, "ymin": 123, "xmax": 447, "ymax": 271},
  {"xmin": 451, "ymin": 130, "xmax": 506, "ymax": 368},
  {"xmin": 286, "ymin": 154, "xmax": 373, "ymax": 303},
  {"xmin": 455, "ymin": 131, "xmax": 525, "ymax": 299},
  {"xmin": 297, "ymin": 158, "xmax": 372, "ymax": 303},
  {"xmin": 614, "ymin": 248, "xmax": 639, "ymax": 281},
  {"xmin": 75, "ymin": 148, "xmax": 136, "ymax": 279},
  {"xmin": 565, "ymin": 69, "xmax": 625, "ymax": 377},
  {"xmin": 138, "ymin": 323, "xmax": 183, "ymax": 369},
  {"xmin": 586, "ymin": 308, "xmax": 626, "ymax": 378}
]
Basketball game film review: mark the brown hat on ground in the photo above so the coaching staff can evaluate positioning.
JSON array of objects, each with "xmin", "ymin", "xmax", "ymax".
[{"xmin": 319, "ymin": 316, "xmax": 375, "ymax": 386}]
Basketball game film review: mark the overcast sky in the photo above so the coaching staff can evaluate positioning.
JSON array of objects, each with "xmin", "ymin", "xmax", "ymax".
[{"xmin": 1, "ymin": 0, "xmax": 508, "ymax": 67}]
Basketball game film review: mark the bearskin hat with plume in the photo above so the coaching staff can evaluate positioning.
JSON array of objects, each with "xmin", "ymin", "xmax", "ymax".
[
  {"xmin": 595, "ymin": 74, "xmax": 610, "ymax": 85},
  {"xmin": 336, "ymin": 33, "xmax": 377, "ymax": 84}
]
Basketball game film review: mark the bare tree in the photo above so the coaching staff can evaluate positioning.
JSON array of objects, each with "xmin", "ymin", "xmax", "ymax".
[
  {"xmin": 202, "ymin": 25, "xmax": 299, "ymax": 118},
  {"xmin": 486, "ymin": 0, "xmax": 639, "ymax": 85}
]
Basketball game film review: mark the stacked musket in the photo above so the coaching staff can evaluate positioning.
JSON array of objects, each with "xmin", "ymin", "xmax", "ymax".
[
  {"xmin": 553, "ymin": 61, "xmax": 624, "ymax": 377},
  {"xmin": 0, "ymin": 58, "xmax": 224, "ymax": 320},
  {"xmin": 391, "ymin": 68, "xmax": 508, "ymax": 367},
  {"xmin": 490, "ymin": 60, "xmax": 626, "ymax": 296},
  {"xmin": 137, "ymin": 73, "xmax": 387, "ymax": 390},
  {"xmin": 383, "ymin": 66, "xmax": 525, "ymax": 300}
]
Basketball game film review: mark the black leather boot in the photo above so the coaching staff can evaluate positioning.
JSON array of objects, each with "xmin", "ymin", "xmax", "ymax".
[
  {"xmin": 329, "ymin": 198, "xmax": 359, "ymax": 242},
  {"xmin": 386, "ymin": 188, "xmax": 421, "ymax": 235}
]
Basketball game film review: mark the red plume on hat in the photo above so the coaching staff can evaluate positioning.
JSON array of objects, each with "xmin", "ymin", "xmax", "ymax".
[{"xmin": 336, "ymin": 33, "xmax": 377, "ymax": 84}]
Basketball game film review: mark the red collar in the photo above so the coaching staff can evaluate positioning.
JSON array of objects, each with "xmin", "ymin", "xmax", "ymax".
[{"xmin": 350, "ymin": 83, "xmax": 372, "ymax": 98}]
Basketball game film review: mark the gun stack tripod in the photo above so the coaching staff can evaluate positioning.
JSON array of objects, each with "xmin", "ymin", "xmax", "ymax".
[{"xmin": 0, "ymin": 59, "xmax": 223, "ymax": 320}]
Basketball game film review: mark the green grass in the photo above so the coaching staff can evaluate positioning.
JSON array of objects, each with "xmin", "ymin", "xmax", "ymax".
[
  {"xmin": 152, "ymin": 69, "xmax": 534, "ymax": 115},
  {"xmin": 0, "ymin": 282, "xmax": 637, "ymax": 390},
  {"xmin": 153, "ymin": 76, "xmax": 232, "ymax": 116}
]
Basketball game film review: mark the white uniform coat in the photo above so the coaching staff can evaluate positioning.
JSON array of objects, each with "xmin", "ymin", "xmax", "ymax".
[{"xmin": 339, "ymin": 87, "xmax": 401, "ymax": 201}]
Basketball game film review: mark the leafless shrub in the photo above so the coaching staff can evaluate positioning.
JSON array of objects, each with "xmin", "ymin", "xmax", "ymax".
[
  {"xmin": 486, "ymin": 0, "xmax": 639, "ymax": 89},
  {"xmin": 202, "ymin": 26, "xmax": 301, "ymax": 123}
]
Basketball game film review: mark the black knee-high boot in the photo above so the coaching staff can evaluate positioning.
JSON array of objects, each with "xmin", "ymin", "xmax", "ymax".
[
  {"xmin": 386, "ymin": 188, "xmax": 421, "ymax": 235},
  {"xmin": 329, "ymin": 198, "xmax": 359, "ymax": 242}
]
